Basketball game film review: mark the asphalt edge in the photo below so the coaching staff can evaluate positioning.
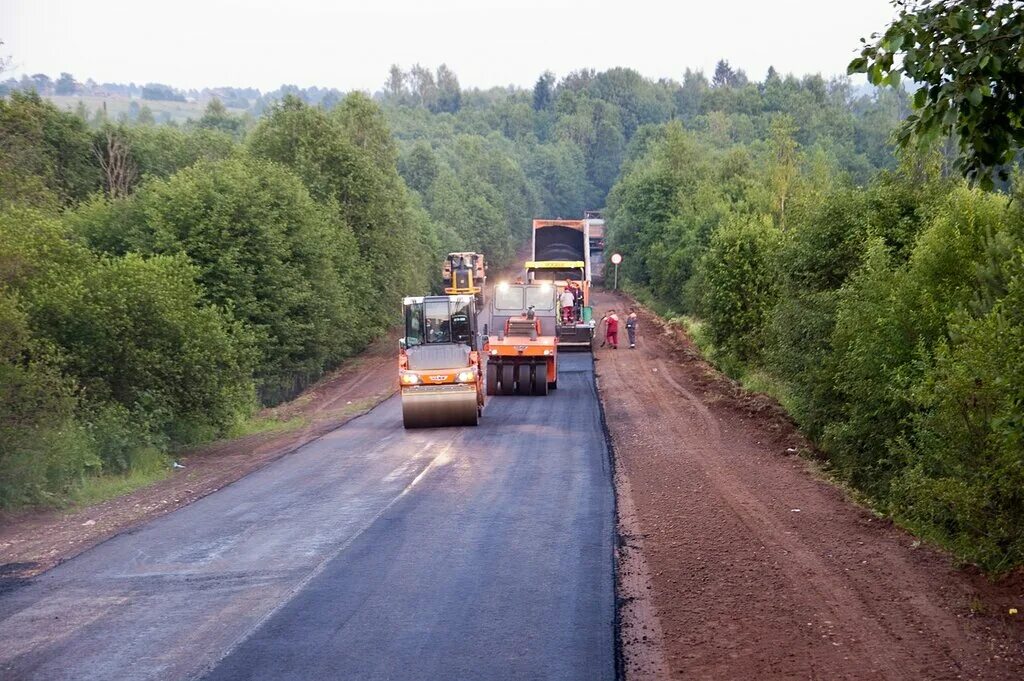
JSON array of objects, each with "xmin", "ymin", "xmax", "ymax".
[{"xmin": 590, "ymin": 357, "xmax": 626, "ymax": 681}]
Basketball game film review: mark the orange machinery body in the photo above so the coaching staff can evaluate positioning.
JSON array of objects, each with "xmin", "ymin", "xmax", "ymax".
[
  {"xmin": 484, "ymin": 316, "xmax": 558, "ymax": 396},
  {"xmin": 398, "ymin": 294, "xmax": 484, "ymax": 428},
  {"xmin": 398, "ymin": 348, "xmax": 485, "ymax": 407}
]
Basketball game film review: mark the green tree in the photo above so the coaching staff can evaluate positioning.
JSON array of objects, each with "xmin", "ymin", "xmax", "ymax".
[
  {"xmin": 0, "ymin": 91, "xmax": 101, "ymax": 206},
  {"xmin": 399, "ymin": 142, "xmax": 440, "ymax": 195},
  {"xmin": 72, "ymin": 157, "xmax": 366, "ymax": 398},
  {"xmin": 850, "ymin": 0, "xmax": 1024, "ymax": 187},
  {"xmin": 533, "ymin": 71, "xmax": 555, "ymax": 111},
  {"xmin": 55, "ymin": 72, "xmax": 78, "ymax": 95},
  {"xmin": 250, "ymin": 95, "xmax": 433, "ymax": 321},
  {"xmin": 698, "ymin": 214, "xmax": 782, "ymax": 362},
  {"xmin": 435, "ymin": 64, "xmax": 462, "ymax": 113},
  {"xmin": 198, "ymin": 97, "xmax": 245, "ymax": 135}
]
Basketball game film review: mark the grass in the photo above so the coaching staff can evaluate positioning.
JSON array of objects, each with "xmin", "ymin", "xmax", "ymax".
[
  {"xmin": 37, "ymin": 379, "xmax": 389, "ymax": 515},
  {"xmin": 67, "ymin": 462, "xmax": 170, "ymax": 510},
  {"xmin": 227, "ymin": 412, "xmax": 309, "ymax": 438},
  {"xmin": 668, "ymin": 314, "xmax": 801, "ymax": 416}
]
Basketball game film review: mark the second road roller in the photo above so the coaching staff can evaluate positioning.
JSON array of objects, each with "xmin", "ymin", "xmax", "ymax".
[
  {"xmin": 484, "ymin": 280, "xmax": 559, "ymax": 395},
  {"xmin": 399, "ymin": 294, "xmax": 485, "ymax": 428}
]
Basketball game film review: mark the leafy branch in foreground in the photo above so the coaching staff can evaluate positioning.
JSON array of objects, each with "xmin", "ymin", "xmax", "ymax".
[{"xmin": 849, "ymin": 0, "xmax": 1024, "ymax": 188}]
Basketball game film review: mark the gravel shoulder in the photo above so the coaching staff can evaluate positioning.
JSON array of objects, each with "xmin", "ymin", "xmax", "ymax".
[
  {"xmin": 592, "ymin": 290, "xmax": 1023, "ymax": 680},
  {"xmin": 0, "ymin": 331, "xmax": 399, "ymax": 582}
]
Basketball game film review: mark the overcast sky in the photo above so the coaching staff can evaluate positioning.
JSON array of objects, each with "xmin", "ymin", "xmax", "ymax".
[{"xmin": 1, "ymin": 0, "xmax": 899, "ymax": 92}]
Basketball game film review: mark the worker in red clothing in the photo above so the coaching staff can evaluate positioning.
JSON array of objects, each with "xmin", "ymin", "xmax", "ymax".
[
  {"xmin": 601, "ymin": 310, "xmax": 620, "ymax": 349},
  {"xmin": 559, "ymin": 286, "xmax": 575, "ymax": 324}
]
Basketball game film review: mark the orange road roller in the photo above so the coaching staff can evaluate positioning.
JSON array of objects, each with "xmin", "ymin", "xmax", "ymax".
[{"xmin": 399, "ymin": 295, "xmax": 485, "ymax": 428}]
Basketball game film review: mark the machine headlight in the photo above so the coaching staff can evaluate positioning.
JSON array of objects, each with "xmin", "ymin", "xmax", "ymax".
[
  {"xmin": 489, "ymin": 349, "xmax": 498, "ymax": 355},
  {"xmin": 456, "ymin": 370, "xmax": 476, "ymax": 383},
  {"xmin": 542, "ymin": 349, "xmax": 551, "ymax": 356},
  {"xmin": 400, "ymin": 372, "xmax": 420, "ymax": 385},
  {"xmin": 498, "ymin": 281, "xmax": 510, "ymax": 292}
]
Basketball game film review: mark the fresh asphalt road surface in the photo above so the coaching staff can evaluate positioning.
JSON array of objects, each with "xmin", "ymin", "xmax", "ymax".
[{"xmin": 0, "ymin": 354, "xmax": 615, "ymax": 681}]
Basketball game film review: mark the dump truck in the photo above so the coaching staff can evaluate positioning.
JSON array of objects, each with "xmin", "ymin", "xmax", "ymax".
[
  {"xmin": 399, "ymin": 294, "xmax": 484, "ymax": 428},
  {"xmin": 529, "ymin": 218, "xmax": 595, "ymax": 349},
  {"xmin": 442, "ymin": 252, "xmax": 486, "ymax": 305},
  {"xmin": 483, "ymin": 281, "xmax": 558, "ymax": 395}
]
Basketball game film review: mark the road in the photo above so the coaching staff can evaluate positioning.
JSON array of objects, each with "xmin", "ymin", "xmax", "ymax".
[{"xmin": 0, "ymin": 354, "xmax": 615, "ymax": 681}]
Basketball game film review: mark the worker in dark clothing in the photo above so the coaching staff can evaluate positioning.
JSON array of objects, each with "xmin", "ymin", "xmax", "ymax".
[{"xmin": 626, "ymin": 308, "xmax": 638, "ymax": 348}]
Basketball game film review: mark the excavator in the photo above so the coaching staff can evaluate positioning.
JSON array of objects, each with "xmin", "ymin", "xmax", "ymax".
[
  {"xmin": 442, "ymin": 252, "xmax": 487, "ymax": 306},
  {"xmin": 483, "ymin": 281, "xmax": 558, "ymax": 395},
  {"xmin": 399, "ymin": 294, "xmax": 485, "ymax": 428}
]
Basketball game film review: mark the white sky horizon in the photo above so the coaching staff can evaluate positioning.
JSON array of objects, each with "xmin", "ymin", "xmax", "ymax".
[{"xmin": 1, "ymin": 0, "xmax": 899, "ymax": 93}]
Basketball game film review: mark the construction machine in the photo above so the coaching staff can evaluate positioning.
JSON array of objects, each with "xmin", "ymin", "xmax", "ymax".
[
  {"xmin": 442, "ymin": 252, "xmax": 486, "ymax": 306},
  {"xmin": 484, "ymin": 281, "xmax": 558, "ymax": 395},
  {"xmin": 526, "ymin": 260, "xmax": 594, "ymax": 350},
  {"xmin": 399, "ymin": 294, "xmax": 485, "ymax": 428},
  {"xmin": 530, "ymin": 219, "xmax": 596, "ymax": 350},
  {"xmin": 584, "ymin": 211, "xmax": 606, "ymax": 284}
]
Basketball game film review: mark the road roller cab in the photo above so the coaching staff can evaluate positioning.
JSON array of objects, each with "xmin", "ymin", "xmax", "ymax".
[
  {"xmin": 484, "ymin": 282, "xmax": 558, "ymax": 396},
  {"xmin": 399, "ymin": 295, "xmax": 484, "ymax": 428}
]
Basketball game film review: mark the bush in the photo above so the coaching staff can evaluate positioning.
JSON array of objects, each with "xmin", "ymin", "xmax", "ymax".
[
  {"xmin": 698, "ymin": 213, "xmax": 781, "ymax": 362},
  {"xmin": 0, "ymin": 291, "xmax": 98, "ymax": 506},
  {"xmin": 71, "ymin": 157, "xmax": 364, "ymax": 399},
  {"xmin": 38, "ymin": 252, "xmax": 257, "ymax": 440},
  {"xmin": 891, "ymin": 264, "xmax": 1024, "ymax": 572},
  {"xmin": 1, "ymin": 208, "xmax": 256, "ymax": 447}
]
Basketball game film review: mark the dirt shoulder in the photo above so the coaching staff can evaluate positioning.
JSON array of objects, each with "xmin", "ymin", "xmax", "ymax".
[
  {"xmin": 0, "ymin": 331, "xmax": 399, "ymax": 582},
  {"xmin": 592, "ymin": 290, "xmax": 1023, "ymax": 680}
]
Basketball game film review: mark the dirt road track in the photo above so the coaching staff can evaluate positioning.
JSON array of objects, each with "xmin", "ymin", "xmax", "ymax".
[{"xmin": 593, "ymin": 290, "xmax": 1023, "ymax": 680}]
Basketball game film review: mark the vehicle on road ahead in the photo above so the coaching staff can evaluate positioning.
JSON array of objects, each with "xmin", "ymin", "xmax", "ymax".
[
  {"xmin": 530, "ymin": 218, "xmax": 596, "ymax": 350},
  {"xmin": 484, "ymin": 281, "xmax": 558, "ymax": 395},
  {"xmin": 442, "ymin": 252, "xmax": 486, "ymax": 305},
  {"xmin": 399, "ymin": 294, "xmax": 484, "ymax": 428},
  {"xmin": 584, "ymin": 210, "xmax": 606, "ymax": 284}
]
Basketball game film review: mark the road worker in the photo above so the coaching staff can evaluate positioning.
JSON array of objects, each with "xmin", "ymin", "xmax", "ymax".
[
  {"xmin": 601, "ymin": 310, "xmax": 620, "ymax": 349},
  {"xmin": 626, "ymin": 308, "xmax": 638, "ymax": 348},
  {"xmin": 559, "ymin": 287, "xmax": 575, "ymax": 324},
  {"xmin": 566, "ymin": 280, "xmax": 582, "ymax": 321}
]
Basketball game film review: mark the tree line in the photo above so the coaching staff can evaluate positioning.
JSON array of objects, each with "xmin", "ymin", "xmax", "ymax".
[
  {"xmin": 607, "ymin": 0, "xmax": 1024, "ymax": 572},
  {"xmin": 1, "ymin": 58, "xmax": 908, "ymax": 510},
  {"xmin": 0, "ymin": 90, "xmax": 438, "ymax": 506}
]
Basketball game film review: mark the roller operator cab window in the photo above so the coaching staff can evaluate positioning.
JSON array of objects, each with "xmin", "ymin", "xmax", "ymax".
[
  {"xmin": 405, "ymin": 299, "xmax": 473, "ymax": 346},
  {"xmin": 494, "ymin": 286, "xmax": 525, "ymax": 312},
  {"xmin": 424, "ymin": 300, "xmax": 452, "ymax": 343},
  {"xmin": 405, "ymin": 302, "xmax": 425, "ymax": 347},
  {"xmin": 450, "ymin": 301, "xmax": 472, "ymax": 344},
  {"xmin": 525, "ymin": 286, "xmax": 555, "ymax": 311}
]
